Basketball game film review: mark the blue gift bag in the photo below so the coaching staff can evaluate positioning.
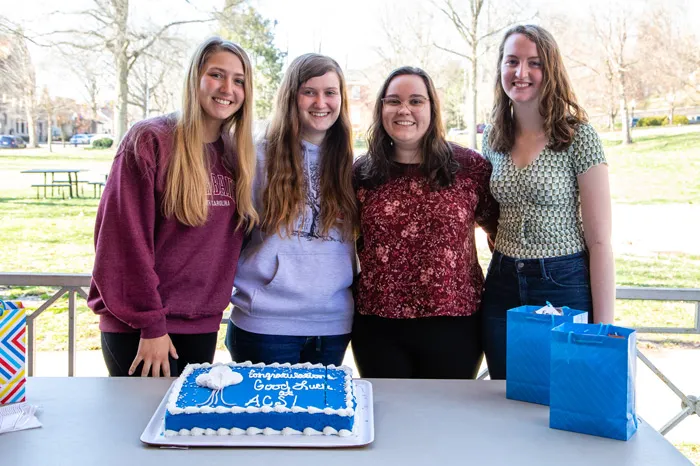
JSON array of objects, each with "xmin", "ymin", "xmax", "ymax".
[
  {"xmin": 506, "ymin": 305, "xmax": 588, "ymax": 405},
  {"xmin": 550, "ymin": 323, "xmax": 638, "ymax": 441}
]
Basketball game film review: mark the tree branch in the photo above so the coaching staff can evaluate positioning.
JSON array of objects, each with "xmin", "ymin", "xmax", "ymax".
[
  {"xmin": 129, "ymin": 17, "xmax": 214, "ymax": 61},
  {"xmin": 433, "ymin": 42, "xmax": 471, "ymax": 60}
]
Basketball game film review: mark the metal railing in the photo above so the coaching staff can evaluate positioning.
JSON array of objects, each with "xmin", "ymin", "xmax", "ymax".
[
  {"xmin": 1, "ymin": 272, "xmax": 699, "ymax": 435},
  {"xmin": 0, "ymin": 272, "xmax": 91, "ymax": 377}
]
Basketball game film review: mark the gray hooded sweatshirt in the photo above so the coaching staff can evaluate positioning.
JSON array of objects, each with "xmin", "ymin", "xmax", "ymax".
[{"xmin": 229, "ymin": 140, "xmax": 356, "ymax": 336}]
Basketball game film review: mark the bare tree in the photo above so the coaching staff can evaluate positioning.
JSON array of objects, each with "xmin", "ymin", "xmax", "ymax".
[
  {"xmin": 45, "ymin": 1, "xmax": 213, "ymax": 142},
  {"xmin": 374, "ymin": 7, "xmax": 438, "ymax": 73},
  {"xmin": 0, "ymin": 28, "xmax": 38, "ymax": 147},
  {"xmin": 41, "ymin": 86, "xmax": 54, "ymax": 152},
  {"xmin": 128, "ymin": 37, "xmax": 187, "ymax": 119},
  {"xmin": 61, "ymin": 51, "xmax": 107, "ymax": 133},
  {"xmin": 549, "ymin": 14, "xmax": 620, "ymax": 130},
  {"xmin": 433, "ymin": 0, "xmax": 531, "ymax": 148},
  {"xmin": 636, "ymin": 3, "xmax": 698, "ymax": 122},
  {"xmin": 589, "ymin": 4, "xmax": 637, "ymax": 144}
]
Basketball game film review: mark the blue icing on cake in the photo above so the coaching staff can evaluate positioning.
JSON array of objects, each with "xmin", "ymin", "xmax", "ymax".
[{"xmin": 164, "ymin": 362, "xmax": 356, "ymax": 437}]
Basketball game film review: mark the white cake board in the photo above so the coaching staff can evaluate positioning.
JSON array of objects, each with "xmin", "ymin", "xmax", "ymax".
[{"xmin": 140, "ymin": 380, "xmax": 374, "ymax": 448}]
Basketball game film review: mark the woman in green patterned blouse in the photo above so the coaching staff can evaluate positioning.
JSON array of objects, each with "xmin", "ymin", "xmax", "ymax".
[{"xmin": 480, "ymin": 24, "xmax": 615, "ymax": 380}]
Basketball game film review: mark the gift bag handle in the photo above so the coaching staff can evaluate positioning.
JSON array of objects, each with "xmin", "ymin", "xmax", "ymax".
[
  {"xmin": 525, "ymin": 315, "xmax": 559, "ymax": 325},
  {"xmin": 567, "ymin": 332, "xmax": 604, "ymax": 345},
  {"xmin": 567, "ymin": 324, "xmax": 613, "ymax": 345}
]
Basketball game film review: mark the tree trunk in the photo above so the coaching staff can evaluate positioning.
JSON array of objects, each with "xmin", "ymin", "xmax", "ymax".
[
  {"xmin": 47, "ymin": 107, "xmax": 53, "ymax": 153},
  {"xmin": 669, "ymin": 105, "xmax": 674, "ymax": 126},
  {"xmin": 24, "ymin": 89, "xmax": 37, "ymax": 148},
  {"xmin": 618, "ymin": 72, "xmax": 632, "ymax": 144},
  {"xmin": 468, "ymin": 53, "xmax": 478, "ymax": 149},
  {"xmin": 114, "ymin": 0, "xmax": 129, "ymax": 143}
]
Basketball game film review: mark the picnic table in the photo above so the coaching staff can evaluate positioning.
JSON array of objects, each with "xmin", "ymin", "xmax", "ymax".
[
  {"xmin": 0, "ymin": 377, "xmax": 691, "ymax": 465},
  {"xmin": 20, "ymin": 169, "xmax": 86, "ymax": 199}
]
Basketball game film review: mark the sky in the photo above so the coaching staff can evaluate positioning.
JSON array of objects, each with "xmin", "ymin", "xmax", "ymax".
[
  {"xmin": 5, "ymin": 0, "xmax": 700, "ymax": 102},
  {"xmin": 7, "ymin": 0, "xmax": 404, "ymax": 100}
]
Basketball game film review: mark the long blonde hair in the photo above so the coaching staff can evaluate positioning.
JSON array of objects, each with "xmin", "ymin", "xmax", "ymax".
[
  {"xmin": 489, "ymin": 25, "xmax": 587, "ymax": 153},
  {"xmin": 163, "ymin": 37, "xmax": 258, "ymax": 229},
  {"xmin": 262, "ymin": 53, "xmax": 357, "ymax": 240}
]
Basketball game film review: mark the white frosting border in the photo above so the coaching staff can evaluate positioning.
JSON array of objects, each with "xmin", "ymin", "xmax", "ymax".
[
  {"xmin": 166, "ymin": 362, "xmax": 355, "ymax": 417},
  {"xmin": 163, "ymin": 426, "xmax": 353, "ymax": 438}
]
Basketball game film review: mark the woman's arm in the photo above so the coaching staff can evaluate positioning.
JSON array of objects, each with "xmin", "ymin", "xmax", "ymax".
[
  {"xmin": 578, "ymin": 163, "xmax": 615, "ymax": 324},
  {"xmin": 472, "ymin": 152, "xmax": 499, "ymax": 251}
]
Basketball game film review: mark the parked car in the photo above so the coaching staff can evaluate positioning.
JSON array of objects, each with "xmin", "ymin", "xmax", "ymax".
[
  {"xmin": 630, "ymin": 117, "xmax": 640, "ymax": 128},
  {"xmin": 689, "ymin": 115, "xmax": 700, "ymax": 125},
  {"xmin": 448, "ymin": 124, "xmax": 486, "ymax": 137},
  {"xmin": 0, "ymin": 135, "xmax": 26, "ymax": 148},
  {"xmin": 448, "ymin": 128, "xmax": 469, "ymax": 137},
  {"xmin": 69, "ymin": 134, "xmax": 91, "ymax": 145}
]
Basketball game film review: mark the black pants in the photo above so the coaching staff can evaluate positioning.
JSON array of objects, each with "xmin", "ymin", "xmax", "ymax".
[
  {"xmin": 101, "ymin": 332, "xmax": 218, "ymax": 377},
  {"xmin": 351, "ymin": 312, "xmax": 483, "ymax": 379}
]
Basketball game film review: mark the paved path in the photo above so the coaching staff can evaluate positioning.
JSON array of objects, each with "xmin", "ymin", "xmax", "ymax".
[
  {"xmin": 32, "ymin": 347, "xmax": 699, "ymax": 443},
  {"xmin": 613, "ymin": 204, "xmax": 700, "ymax": 255}
]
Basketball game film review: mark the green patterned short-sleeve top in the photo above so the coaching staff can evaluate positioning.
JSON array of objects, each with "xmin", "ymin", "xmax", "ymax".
[{"xmin": 482, "ymin": 122, "xmax": 606, "ymax": 259}]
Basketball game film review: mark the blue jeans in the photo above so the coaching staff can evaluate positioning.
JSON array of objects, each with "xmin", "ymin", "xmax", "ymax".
[
  {"xmin": 480, "ymin": 250, "xmax": 593, "ymax": 380},
  {"xmin": 225, "ymin": 321, "xmax": 351, "ymax": 366}
]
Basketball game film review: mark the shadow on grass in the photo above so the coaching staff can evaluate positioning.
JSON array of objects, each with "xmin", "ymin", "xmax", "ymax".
[
  {"xmin": 638, "ymin": 337, "xmax": 700, "ymax": 350},
  {"xmin": 604, "ymin": 130, "xmax": 700, "ymax": 153},
  {"xmin": 0, "ymin": 197, "xmax": 98, "ymax": 208}
]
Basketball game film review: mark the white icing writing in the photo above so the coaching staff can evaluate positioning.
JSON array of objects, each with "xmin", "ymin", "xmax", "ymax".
[
  {"xmin": 253, "ymin": 379, "xmax": 291, "ymax": 392},
  {"xmin": 292, "ymin": 380, "xmax": 324, "ymax": 391},
  {"xmin": 245, "ymin": 394, "xmax": 298, "ymax": 408},
  {"xmin": 248, "ymin": 369, "xmax": 324, "ymax": 380}
]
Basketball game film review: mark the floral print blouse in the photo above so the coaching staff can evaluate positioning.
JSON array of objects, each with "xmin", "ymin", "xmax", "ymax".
[{"xmin": 354, "ymin": 144, "xmax": 499, "ymax": 319}]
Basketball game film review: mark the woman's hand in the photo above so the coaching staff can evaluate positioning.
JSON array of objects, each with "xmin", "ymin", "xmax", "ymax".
[{"xmin": 129, "ymin": 334, "xmax": 179, "ymax": 377}]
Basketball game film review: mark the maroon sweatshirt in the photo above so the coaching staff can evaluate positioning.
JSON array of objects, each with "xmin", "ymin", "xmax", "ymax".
[{"xmin": 88, "ymin": 115, "xmax": 244, "ymax": 338}]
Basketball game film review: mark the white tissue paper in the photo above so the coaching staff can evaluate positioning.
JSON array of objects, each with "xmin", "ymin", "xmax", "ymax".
[
  {"xmin": 534, "ymin": 302, "xmax": 564, "ymax": 316},
  {"xmin": 0, "ymin": 403, "xmax": 41, "ymax": 434}
]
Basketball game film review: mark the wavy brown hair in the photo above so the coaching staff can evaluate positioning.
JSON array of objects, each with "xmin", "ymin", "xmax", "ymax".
[
  {"xmin": 359, "ymin": 66, "xmax": 459, "ymax": 190},
  {"xmin": 262, "ymin": 53, "xmax": 357, "ymax": 240},
  {"xmin": 160, "ymin": 37, "xmax": 257, "ymax": 229},
  {"xmin": 489, "ymin": 24, "xmax": 587, "ymax": 153}
]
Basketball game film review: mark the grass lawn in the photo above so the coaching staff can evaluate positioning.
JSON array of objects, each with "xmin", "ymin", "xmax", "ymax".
[
  {"xmin": 602, "ymin": 127, "xmax": 700, "ymax": 205},
  {"xmin": 677, "ymin": 443, "xmax": 700, "ymax": 466}
]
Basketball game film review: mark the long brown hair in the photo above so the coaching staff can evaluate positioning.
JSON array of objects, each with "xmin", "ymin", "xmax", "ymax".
[
  {"xmin": 162, "ymin": 37, "xmax": 257, "ymax": 229},
  {"xmin": 359, "ymin": 66, "xmax": 459, "ymax": 190},
  {"xmin": 489, "ymin": 24, "xmax": 587, "ymax": 153},
  {"xmin": 262, "ymin": 53, "xmax": 357, "ymax": 240}
]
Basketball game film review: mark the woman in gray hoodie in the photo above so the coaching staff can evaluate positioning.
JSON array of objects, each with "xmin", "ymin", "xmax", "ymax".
[{"xmin": 227, "ymin": 54, "xmax": 358, "ymax": 366}]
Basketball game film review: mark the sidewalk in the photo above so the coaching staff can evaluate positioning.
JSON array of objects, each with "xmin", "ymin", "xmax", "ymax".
[{"xmin": 31, "ymin": 347, "xmax": 699, "ymax": 443}]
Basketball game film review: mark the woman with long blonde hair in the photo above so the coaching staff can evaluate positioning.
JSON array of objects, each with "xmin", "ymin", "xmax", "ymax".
[
  {"xmin": 88, "ymin": 37, "xmax": 257, "ymax": 377},
  {"xmin": 227, "ymin": 53, "xmax": 358, "ymax": 366},
  {"xmin": 480, "ymin": 24, "xmax": 614, "ymax": 380}
]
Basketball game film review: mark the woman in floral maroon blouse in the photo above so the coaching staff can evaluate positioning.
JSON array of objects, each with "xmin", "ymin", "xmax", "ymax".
[{"xmin": 352, "ymin": 66, "xmax": 499, "ymax": 379}]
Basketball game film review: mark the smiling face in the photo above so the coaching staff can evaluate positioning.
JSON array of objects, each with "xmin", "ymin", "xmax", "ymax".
[
  {"xmin": 500, "ymin": 33, "xmax": 543, "ymax": 107},
  {"xmin": 381, "ymin": 74, "xmax": 431, "ymax": 153},
  {"xmin": 198, "ymin": 51, "xmax": 246, "ymax": 135},
  {"xmin": 296, "ymin": 71, "xmax": 342, "ymax": 145}
]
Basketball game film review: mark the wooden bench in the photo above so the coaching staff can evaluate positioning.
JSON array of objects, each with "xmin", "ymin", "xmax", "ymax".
[
  {"xmin": 31, "ymin": 183, "xmax": 71, "ymax": 199},
  {"xmin": 87, "ymin": 181, "xmax": 106, "ymax": 198}
]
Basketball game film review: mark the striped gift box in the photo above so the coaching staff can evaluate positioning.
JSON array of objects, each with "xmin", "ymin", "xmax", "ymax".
[{"xmin": 0, "ymin": 300, "xmax": 26, "ymax": 405}]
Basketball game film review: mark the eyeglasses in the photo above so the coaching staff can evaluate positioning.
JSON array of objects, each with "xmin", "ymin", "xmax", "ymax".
[{"xmin": 381, "ymin": 96, "xmax": 429, "ymax": 111}]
